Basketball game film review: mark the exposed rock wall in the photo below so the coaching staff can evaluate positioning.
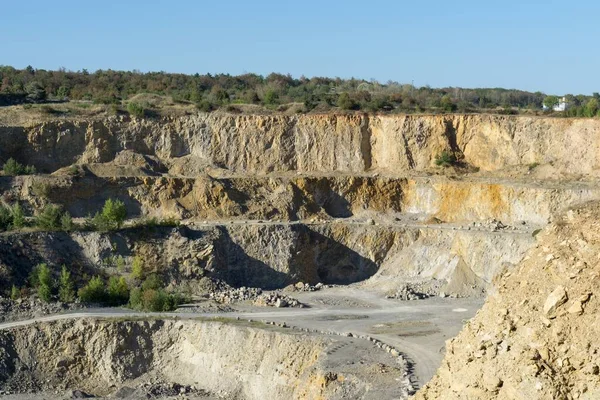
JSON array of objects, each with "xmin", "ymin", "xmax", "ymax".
[
  {"xmin": 0, "ymin": 223, "xmax": 534, "ymax": 295},
  {"xmin": 0, "ymin": 319, "xmax": 330, "ymax": 399},
  {"xmin": 2, "ymin": 114, "xmax": 600, "ymax": 175}
]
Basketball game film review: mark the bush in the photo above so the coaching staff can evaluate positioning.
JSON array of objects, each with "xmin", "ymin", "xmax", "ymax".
[
  {"xmin": 107, "ymin": 276, "xmax": 129, "ymax": 306},
  {"xmin": 263, "ymin": 90, "xmax": 279, "ymax": 106},
  {"xmin": 36, "ymin": 204, "xmax": 63, "ymax": 230},
  {"xmin": 435, "ymin": 151, "xmax": 458, "ymax": 167},
  {"xmin": 92, "ymin": 199, "xmax": 127, "ymax": 231},
  {"xmin": 37, "ymin": 263, "xmax": 53, "ymax": 303},
  {"xmin": 196, "ymin": 100, "xmax": 215, "ymax": 112},
  {"xmin": 128, "ymin": 274, "xmax": 184, "ymax": 311},
  {"xmin": 127, "ymin": 102, "xmax": 145, "ymax": 118},
  {"xmin": 78, "ymin": 276, "xmax": 107, "ymax": 303},
  {"xmin": 338, "ymin": 92, "xmax": 359, "ymax": 110},
  {"xmin": 58, "ymin": 265, "xmax": 75, "ymax": 303},
  {"xmin": 3, "ymin": 158, "xmax": 36, "ymax": 176}
]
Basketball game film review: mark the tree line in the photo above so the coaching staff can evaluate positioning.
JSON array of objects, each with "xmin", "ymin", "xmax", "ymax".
[{"xmin": 2, "ymin": 65, "xmax": 596, "ymax": 114}]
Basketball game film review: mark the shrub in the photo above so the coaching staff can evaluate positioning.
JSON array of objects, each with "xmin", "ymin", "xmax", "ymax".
[
  {"xmin": 196, "ymin": 100, "xmax": 215, "ymax": 112},
  {"xmin": 107, "ymin": 276, "xmax": 130, "ymax": 306},
  {"xmin": 31, "ymin": 181, "xmax": 50, "ymax": 198},
  {"xmin": 78, "ymin": 276, "xmax": 107, "ymax": 303},
  {"xmin": 263, "ymin": 90, "xmax": 279, "ymax": 106},
  {"xmin": 11, "ymin": 203, "xmax": 25, "ymax": 229},
  {"xmin": 127, "ymin": 102, "xmax": 145, "ymax": 118},
  {"xmin": 435, "ymin": 151, "xmax": 458, "ymax": 167},
  {"xmin": 58, "ymin": 265, "xmax": 75, "ymax": 303},
  {"xmin": 37, "ymin": 263, "xmax": 53, "ymax": 303},
  {"xmin": 440, "ymin": 95, "xmax": 457, "ymax": 112},
  {"xmin": 36, "ymin": 204, "xmax": 63, "ymax": 230},
  {"xmin": 338, "ymin": 92, "xmax": 359, "ymax": 110}
]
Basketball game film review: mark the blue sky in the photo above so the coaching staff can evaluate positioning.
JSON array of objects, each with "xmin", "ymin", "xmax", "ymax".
[{"xmin": 2, "ymin": 0, "xmax": 598, "ymax": 94}]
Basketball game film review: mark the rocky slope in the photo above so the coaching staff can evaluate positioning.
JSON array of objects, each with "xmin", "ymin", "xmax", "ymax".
[
  {"xmin": 414, "ymin": 201, "xmax": 600, "ymax": 400},
  {"xmin": 1, "ymin": 114, "xmax": 600, "ymax": 176}
]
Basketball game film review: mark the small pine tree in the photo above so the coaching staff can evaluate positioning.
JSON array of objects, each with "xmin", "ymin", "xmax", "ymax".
[
  {"xmin": 37, "ymin": 263, "xmax": 53, "ymax": 302},
  {"xmin": 10, "ymin": 285, "xmax": 20, "ymax": 300},
  {"xmin": 58, "ymin": 265, "xmax": 75, "ymax": 303},
  {"xmin": 36, "ymin": 205, "xmax": 63, "ymax": 230},
  {"xmin": 3, "ymin": 158, "xmax": 25, "ymax": 176},
  {"xmin": 60, "ymin": 211, "xmax": 74, "ymax": 231},
  {"xmin": 131, "ymin": 256, "xmax": 144, "ymax": 280},
  {"xmin": 11, "ymin": 203, "xmax": 25, "ymax": 229}
]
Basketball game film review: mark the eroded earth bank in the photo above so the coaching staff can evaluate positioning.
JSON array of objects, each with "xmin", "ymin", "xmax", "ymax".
[{"xmin": 1, "ymin": 112, "xmax": 600, "ymax": 399}]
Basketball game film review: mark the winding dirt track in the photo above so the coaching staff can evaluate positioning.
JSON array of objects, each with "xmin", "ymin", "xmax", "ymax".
[{"xmin": 0, "ymin": 288, "xmax": 481, "ymax": 388}]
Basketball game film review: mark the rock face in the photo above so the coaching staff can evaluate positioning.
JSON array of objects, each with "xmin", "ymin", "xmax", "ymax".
[
  {"xmin": 414, "ymin": 202, "xmax": 600, "ymax": 400},
  {"xmin": 2, "ymin": 114, "xmax": 600, "ymax": 176},
  {"xmin": 0, "ymin": 222, "xmax": 533, "ymax": 296}
]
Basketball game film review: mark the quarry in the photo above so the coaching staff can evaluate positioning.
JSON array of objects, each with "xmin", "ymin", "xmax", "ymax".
[{"xmin": 1, "ymin": 110, "xmax": 600, "ymax": 399}]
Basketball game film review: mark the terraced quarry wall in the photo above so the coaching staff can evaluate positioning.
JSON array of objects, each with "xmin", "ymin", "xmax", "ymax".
[{"xmin": 1, "ymin": 113, "xmax": 599, "ymax": 296}]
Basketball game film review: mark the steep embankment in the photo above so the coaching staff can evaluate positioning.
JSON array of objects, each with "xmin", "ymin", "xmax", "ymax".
[
  {"xmin": 1, "ymin": 114, "xmax": 600, "ymax": 176},
  {"xmin": 415, "ymin": 202, "xmax": 600, "ymax": 400},
  {"xmin": 0, "ymin": 318, "xmax": 408, "ymax": 399}
]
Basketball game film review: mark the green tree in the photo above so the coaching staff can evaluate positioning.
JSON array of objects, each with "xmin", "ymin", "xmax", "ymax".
[
  {"xmin": 24, "ymin": 81, "xmax": 46, "ymax": 102},
  {"xmin": 60, "ymin": 212, "xmax": 74, "ymax": 231},
  {"xmin": 131, "ymin": 256, "xmax": 144, "ymax": 279},
  {"xmin": 10, "ymin": 285, "xmax": 20, "ymax": 300},
  {"xmin": 263, "ymin": 90, "xmax": 279, "ymax": 106},
  {"xmin": 93, "ymin": 199, "xmax": 127, "ymax": 231},
  {"xmin": 78, "ymin": 276, "xmax": 107, "ymax": 303},
  {"xmin": 107, "ymin": 276, "xmax": 130, "ymax": 306},
  {"xmin": 584, "ymin": 98, "xmax": 599, "ymax": 117},
  {"xmin": 11, "ymin": 203, "xmax": 25, "ymax": 229},
  {"xmin": 36, "ymin": 204, "xmax": 63, "ymax": 230},
  {"xmin": 543, "ymin": 95, "xmax": 560, "ymax": 110},
  {"xmin": 58, "ymin": 265, "xmax": 75, "ymax": 303},
  {"xmin": 440, "ymin": 95, "xmax": 457, "ymax": 112},
  {"xmin": 3, "ymin": 158, "xmax": 25, "ymax": 176},
  {"xmin": 338, "ymin": 92, "xmax": 358, "ymax": 110},
  {"xmin": 37, "ymin": 263, "xmax": 53, "ymax": 302}
]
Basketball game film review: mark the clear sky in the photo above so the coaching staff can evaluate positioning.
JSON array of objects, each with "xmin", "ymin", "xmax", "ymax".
[{"xmin": 2, "ymin": 0, "xmax": 598, "ymax": 95}]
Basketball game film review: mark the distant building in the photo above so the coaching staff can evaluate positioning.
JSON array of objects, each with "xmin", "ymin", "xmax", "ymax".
[{"xmin": 543, "ymin": 96, "xmax": 569, "ymax": 112}]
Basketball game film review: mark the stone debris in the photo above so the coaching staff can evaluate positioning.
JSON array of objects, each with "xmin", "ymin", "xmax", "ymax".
[
  {"xmin": 543, "ymin": 285, "xmax": 568, "ymax": 315},
  {"xmin": 0, "ymin": 297, "xmax": 86, "ymax": 323},
  {"xmin": 386, "ymin": 284, "xmax": 429, "ymax": 300},
  {"xmin": 254, "ymin": 292, "xmax": 303, "ymax": 308}
]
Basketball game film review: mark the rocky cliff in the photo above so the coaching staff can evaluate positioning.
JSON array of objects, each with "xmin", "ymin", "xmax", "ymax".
[{"xmin": 1, "ymin": 114, "xmax": 599, "ymax": 176}]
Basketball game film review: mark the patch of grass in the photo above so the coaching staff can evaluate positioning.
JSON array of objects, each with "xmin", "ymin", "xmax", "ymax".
[{"xmin": 435, "ymin": 151, "xmax": 458, "ymax": 167}]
